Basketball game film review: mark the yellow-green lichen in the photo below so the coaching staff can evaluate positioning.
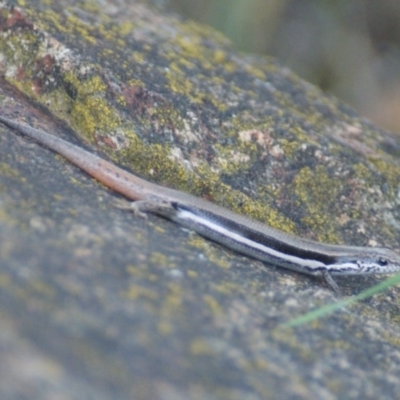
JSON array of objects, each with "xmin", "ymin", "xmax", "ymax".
[
  {"xmin": 352, "ymin": 162, "xmax": 374, "ymax": 184},
  {"xmin": 123, "ymin": 284, "xmax": 159, "ymax": 301},
  {"xmin": 293, "ymin": 165, "xmax": 342, "ymax": 243},
  {"xmin": 28, "ymin": 279, "xmax": 56, "ymax": 298},
  {"xmin": 39, "ymin": 8, "xmax": 97, "ymax": 44},
  {"xmin": 148, "ymin": 252, "xmax": 171, "ymax": 268},
  {"xmin": 79, "ymin": 1, "xmax": 101, "ymax": 13},
  {"xmin": 213, "ymin": 143, "xmax": 252, "ymax": 174},
  {"xmin": 144, "ymin": 104, "xmax": 185, "ymax": 133},
  {"xmin": 164, "ymin": 64, "xmax": 195, "ymax": 97},
  {"xmin": 117, "ymin": 21, "xmax": 135, "ymax": 37},
  {"xmin": 126, "ymin": 264, "xmax": 148, "ymax": 277},
  {"xmin": 62, "ymin": 73, "xmax": 120, "ymax": 135},
  {"xmin": 187, "ymin": 270, "xmax": 198, "ymax": 278},
  {"xmin": 244, "ymin": 64, "xmax": 266, "ymax": 81},
  {"xmin": 212, "ymin": 282, "xmax": 240, "ymax": 295},
  {"xmin": 2, "ymin": 29, "xmax": 42, "ymax": 71},
  {"xmin": 189, "ymin": 338, "xmax": 215, "ymax": 355},
  {"xmin": 0, "ymin": 162, "xmax": 26, "ymax": 182},
  {"xmin": 203, "ymin": 294, "xmax": 222, "ymax": 315},
  {"xmin": 369, "ymin": 158, "xmax": 400, "ymax": 197},
  {"xmin": 157, "ymin": 320, "xmax": 173, "ymax": 335},
  {"xmin": 164, "ymin": 59, "xmax": 230, "ymax": 111},
  {"xmin": 189, "ymin": 239, "xmax": 231, "ymax": 270}
]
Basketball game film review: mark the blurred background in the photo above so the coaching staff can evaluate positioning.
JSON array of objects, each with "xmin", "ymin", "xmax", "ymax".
[{"xmin": 170, "ymin": 0, "xmax": 400, "ymax": 134}]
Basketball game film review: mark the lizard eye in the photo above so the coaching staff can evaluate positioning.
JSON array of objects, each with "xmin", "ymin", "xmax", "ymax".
[{"xmin": 378, "ymin": 258, "xmax": 388, "ymax": 266}]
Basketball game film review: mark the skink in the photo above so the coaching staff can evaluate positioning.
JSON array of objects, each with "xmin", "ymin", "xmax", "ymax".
[{"xmin": 2, "ymin": 114, "xmax": 400, "ymax": 294}]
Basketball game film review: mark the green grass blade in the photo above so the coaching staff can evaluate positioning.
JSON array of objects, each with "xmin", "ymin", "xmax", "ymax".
[{"xmin": 283, "ymin": 273, "xmax": 400, "ymax": 328}]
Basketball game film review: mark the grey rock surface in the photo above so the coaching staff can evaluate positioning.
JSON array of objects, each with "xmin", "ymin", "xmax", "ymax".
[{"xmin": 1, "ymin": 1, "xmax": 400, "ymax": 399}]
